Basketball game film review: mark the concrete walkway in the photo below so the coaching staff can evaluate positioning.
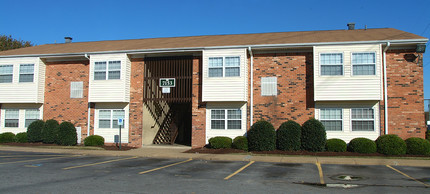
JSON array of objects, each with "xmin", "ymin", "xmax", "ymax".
[{"xmin": 0, "ymin": 145, "xmax": 429, "ymax": 167}]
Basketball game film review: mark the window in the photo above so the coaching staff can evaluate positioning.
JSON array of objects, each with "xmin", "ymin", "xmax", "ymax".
[
  {"xmin": 94, "ymin": 61, "xmax": 121, "ymax": 80},
  {"xmin": 352, "ymin": 53, "xmax": 376, "ymax": 75},
  {"xmin": 211, "ymin": 109, "xmax": 241, "ymax": 130},
  {"xmin": 19, "ymin": 64, "xmax": 34, "ymax": 82},
  {"xmin": 351, "ymin": 108, "xmax": 374, "ymax": 131},
  {"xmin": 261, "ymin": 77, "xmax": 277, "ymax": 96},
  {"xmin": 0, "ymin": 65, "xmax": 13, "ymax": 83},
  {"xmin": 70, "ymin": 81, "xmax": 83, "ymax": 98},
  {"xmin": 25, "ymin": 109, "xmax": 39, "ymax": 127},
  {"xmin": 320, "ymin": 53, "xmax": 343, "ymax": 76},
  {"xmin": 5, "ymin": 109, "xmax": 19, "ymax": 127},
  {"xmin": 320, "ymin": 108, "xmax": 342, "ymax": 131},
  {"xmin": 208, "ymin": 56, "xmax": 240, "ymax": 77},
  {"xmin": 98, "ymin": 109, "xmax": 125, "ymax": 128}
]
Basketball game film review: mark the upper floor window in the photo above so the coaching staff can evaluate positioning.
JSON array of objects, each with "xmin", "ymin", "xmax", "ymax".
[
  {"xmin": 70, "ymin": 81, "xmax": 84, "ymax": 98},
  {"xmin": 4, "ymin": 109, "xmax": 19, "ymax": 127},
  {"xmin": 351, "ymin": 108, "xmax": 374, "ymax": 131},
  {"xmin": 94, "ymin": 61, "xmax": 121, "ymax": 80},
  {"xmin": 0, "ymin": 65, "xmax": 13, "ymax": 83},
  {"xmin": 208, "ymin": 56, "xmax": 240, "ymax": 77},
  {"xmin": 98, "ymin": 109, "xmax": 125, "ymax": 128},
  {"xmin": 19, "ymin": 64, "xmax": 34, "ymax": 82},
  {"xmin": 320, "ymin": 53, "xmax": 343, "ymax": 76},
  {"xmin": 352, "ymin": 53, "xmax": 376, "ymax": 75},
  {"xmin": 320, "ymin": 108, "xmax": 342, "ymax": 131},
  {"xmin": 211, "ymin": 109, "xmax": 242, "ymax": 130},
  {"xmin": 261, "ymin": 77, "xmax": 277, "ymax": 96}
]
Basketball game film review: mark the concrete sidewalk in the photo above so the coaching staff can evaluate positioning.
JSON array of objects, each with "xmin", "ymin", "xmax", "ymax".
[{"xmin": 0, "ymin": 145, "xmax": 429, "ymax": 167}]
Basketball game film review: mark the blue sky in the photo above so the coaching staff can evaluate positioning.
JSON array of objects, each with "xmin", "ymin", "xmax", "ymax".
[{"xmin": 1, "ymin": 0, "xmax": 430, "ymax": 109}]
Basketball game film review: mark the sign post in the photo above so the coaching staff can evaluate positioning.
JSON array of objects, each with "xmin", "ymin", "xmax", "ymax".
[
  {"xmin": 118, "ymin": 118, "xmax": 124, "ymax": 150},
  {"xmin": 160, "ymin": 78, "xmax": 175, "ymax": 93}
]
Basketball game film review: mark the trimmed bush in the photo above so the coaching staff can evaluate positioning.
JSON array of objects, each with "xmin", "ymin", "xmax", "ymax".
[
  {"xmin": 348, "ymin": 138, "xmax": 377, "ymax": 154},
  {"xmin": 209, "ymin": 136, "xmax": 232, "ymax": 149},
  {"xmin": 58, "ymin": 122, "xmax": 77, "ymax": 146},
  {"xmin": 247, "ymin": 120, "xmax": 276, "ymax": 151},
  {"xmin": 84, "ymin": 135, "xmax": 105, "ymax": 146},
  {"xmin": 326, "ymin": 138, "xmax": 347, "ymax": 152},
  {"xmin": 27, "ymin": 120, "xmax": 45, "ymax": 142},
  {"xmin": 0, "ymin": 132, "xmax": 15, "ymax": 143},
  {"xmin": 376, "ymin": 134, "xmax": 406, "ymax": 155},
  {"xmin": 232, "ymin": 136, "xmax": 248, "ymax": 151},
  {"xmin": 426, "ymin": 130, "xmax": 430, "ymax": 141},
  {"xmin": 42, "ymin": 119, "xmax": 60, "ymax": 144},
  {"xmin": 14, "ymin": 132, "xmax": 28, "ymax": 143},
  {"xmin": 405, "ymin": 137, "xmax": 430, "ymax": 155},
  {"xmin": 277, "ymin": 120, "xmax": 301, "ymax": 151},
  {"xmin": 301, "ymin": 118, "xmax": 326, "ymax": 152}
]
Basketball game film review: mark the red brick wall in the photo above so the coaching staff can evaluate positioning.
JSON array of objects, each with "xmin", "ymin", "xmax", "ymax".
[
  {"xmin": 44, "ymin": 61, "xmax": 90, "ymax": 140},
  {"xmin": 250, "ymin": 52, "xmax": 314, "ymax": 129},
  {"xmin": 191, "ymin": 56, "xmax": 206, "ymax": 148},
  {"xmin": 384, "ymin": 49, "xmax": 425, "ymax": 139},
  {"xmin": 129, "ymin": 58, "xmax": 145, "ymax": 147}
]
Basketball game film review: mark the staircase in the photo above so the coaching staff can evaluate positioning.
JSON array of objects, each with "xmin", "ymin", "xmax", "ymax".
[{"xmin": 152, "ymin": 104, "xmax": 179, "ymax": 145}]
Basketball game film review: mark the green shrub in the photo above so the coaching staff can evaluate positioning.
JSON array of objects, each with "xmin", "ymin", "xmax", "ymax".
[
  {"xmin": 426, "ymin": 130, "xmax": 430, "ymax": 141},
  {"xmin": 326, "ymin": 138, "xmax": 347, "ymax": 152},
  {"xmin": 232, "ymin": 136, "xmax": 248, "ymax": 151},
  {"xmin": 0, "ymin": 132, "xmax": 15, "ymax": 143},
  {"xmin": 27, "ymin": 120, "xmax": 45, "ymax": 142},
  {"xmin": 376, "ymin": 134, "xmax": 406, "ymax": 155},
  {"xmin": 42, "ymin": 119, "xmax": 60, "ymax": 144},
  {"xmin": 247, "ymin": 120, "xmax": 276, "ymax": 151},
  {"xmin": 14, "ymin": 132, "xmax": 28, "ymax": 143},
  {"xmin": 348, "ymin": 138, "xmax": 377, "ymax": 154},
  {"xmin": 301, "ymin": 118, "xmax": 326, "ymax": 152},
  {"xmin": 405, "ymin": 137, "xmax": 430, "ymax": 155},
  {"xmin": 277, "ymin": 120, "xmax": 301, "ymax": 151},
  {"xmin": 84, "ymin": 135, "xmax": 105, "ymax": 146},
  {"xmin": 58, "ymin": 122, "xmax": 77, "ymax": 146},
  {"xmin": 209, "ymin": 136, "xmax": 232, "ymax": 149}
]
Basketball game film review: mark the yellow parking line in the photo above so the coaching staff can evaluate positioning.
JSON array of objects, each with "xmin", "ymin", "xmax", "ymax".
[
  {"xmin": 63, "ymin": 156, "xmax": 138, "ymax": 170},
  {"xmin": 386, "ymin": 165, "xmax": 430, "ymax": 187},
  {"xmin": 224, "ymin": 161, "xmax": 255, "ymax": 180},
  {"xmin": 0, "ymin": 155, "xmax": 66, "ymax": 158},
  {"xmin": 0, "ymin": 155, "xmax": 76, "ymax": 165},
  {"xmin": 139, "ymin": 158, "xmax": 192, "ymax": 174},
  {"xmin": 316, "ymin": 162, "xmax": 325, "ymax": 185}
]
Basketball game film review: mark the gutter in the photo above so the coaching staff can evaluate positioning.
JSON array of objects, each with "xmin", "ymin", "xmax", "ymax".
[
  {"xmin": 248, "ymin": 47, "xmax": 254, "ymax": 128},
  {"xmin": 383, "ymin": 42, "xmax": 391, "ymax": 135}
]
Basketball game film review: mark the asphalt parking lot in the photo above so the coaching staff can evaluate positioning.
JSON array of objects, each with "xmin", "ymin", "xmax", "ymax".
[{"xmin": 0, "ymin": 150, "xmax": 428, "ymax": 193}]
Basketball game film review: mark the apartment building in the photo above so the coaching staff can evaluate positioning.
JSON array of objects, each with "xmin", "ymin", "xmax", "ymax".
[{"xmin": 0, "ymin": 27, "xmax": 427, "ymax": 148}]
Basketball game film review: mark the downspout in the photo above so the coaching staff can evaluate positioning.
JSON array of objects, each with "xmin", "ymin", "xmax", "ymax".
[
  {"xmin": 248, "ymin": 47, "xmax": 254, "ymax": 128},
  {"xmin": 85, "ymin": 54, "xmax": 91, "ymax": 138},
  {"xmin": 383, "ymin": 42, "xmax": 390, "ymax": 135}
]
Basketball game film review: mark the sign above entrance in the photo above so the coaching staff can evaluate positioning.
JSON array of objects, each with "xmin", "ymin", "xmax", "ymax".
[{"xmin": 159, "ymin": 78, "xmax": 176, "ymax": 87}]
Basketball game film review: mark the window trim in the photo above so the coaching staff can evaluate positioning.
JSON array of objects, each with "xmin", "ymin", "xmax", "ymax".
[
  {"xmin": 351, "ymin": 52, "xmax": 377, "ymax": 76},
  {"xmin": 350, "ymin": 107, "xmax": 376, "ymax": 132},
  {"xmin": 98, "ymin": 109, "xmax": 125, "ymax": 129},
  {"xmin": 94, "ymin": 60, "xmax": 121, "ymax": 80},
  {"xmin": 210, "ymin": 109, "xmax": 242, "ymax": 130},
  {"xmin": 319, "ymin": 53, "xmax": 344, "ymax": 76},
  {"xmin": 0, "ymin": 64, "xmax": 13, "ymax": 83},
  {"xmin": 19, "ymin": 64, "xmax": 35, "ymax": 83},
  {"xmin": 319, "ymin": 108, "xmax": 343, "ymax": 131},
  {"xmin": 208, "ymin": 56, "xmax": 240, "ymax": 78}
]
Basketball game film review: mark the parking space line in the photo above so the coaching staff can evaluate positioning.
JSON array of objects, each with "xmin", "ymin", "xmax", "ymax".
[
  {"xmin": 63, "ymin": 156, "xmax": 138, "ymax": 170},
  {"xmin": 0, "ymin": 155, "xmax": 77, "ymax": 165},
  {"xmin": 224, "ymin": 161, "xmax": 255, "ymax": 180},
  {"xmin": 386, "ymin": 165, "xmax": 430, "ymax": 187},
  {"xmin": 0, "ymin": 155, "xmax": 66, "ymax": 158},
  {"xmin": 139, "ymin": 158, "xmax": 192, "ymax": 174},
  {"xmin": 315, "ymin": 162, "xmax": 325, "ymax": 185}
]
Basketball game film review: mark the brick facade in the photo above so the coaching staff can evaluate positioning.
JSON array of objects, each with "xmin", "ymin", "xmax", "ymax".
[
  {"xmin": 128, "ymin": 58, "xmax": 145, "ymax": 147},
  {"xmin": 191, "ymin": 56, "xmax": 206, "ymax": 148}
]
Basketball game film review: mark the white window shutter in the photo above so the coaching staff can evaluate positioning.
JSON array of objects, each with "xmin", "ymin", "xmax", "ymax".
[
  {"xmin": 70, "ymin": 81, "xmax": 83, "ymax": 98},
  {"xmin": 261, "ymin": 77, "xmax": 277, "ymax": 96}
]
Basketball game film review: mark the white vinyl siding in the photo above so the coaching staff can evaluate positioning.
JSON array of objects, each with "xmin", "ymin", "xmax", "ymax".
[
  {"xmin": 0, "ymin": 58, "xmax": 44, "ymax": 103},
  {"xmin": 89, "ymin": 54, "xmax": 130, "ymax": 102},
  {"xmin": 25, "ymin": 109, "xmax": 40, "ymax": 127},
  {"xmin": 94, "ymin": 103, "xmax": 129, "ymax": 143},
  {"xmin": 320, "ymin": 53, "xmax": 343, "ymax": 76},
  {"xmin": 351, "ymin": 108, "xmax": 375, "ymax": 131},
  {"xmin": 261, "ymin": 77, "xmax": 277, "ymax": 96},
  {"xmin": 352, "ymin": 53, "xmax": 376, "ymax": 76},
  {"xmin": 70, "ymin": 81, "xmax": 83, "ymax": 98},
  {"xmin": 320, "ymin": 108, "xmax": 342, "ymax": 131},
  {"xmin": 202, "ymin": 49, "xmax": 248, "ymax": 102},
  {"xmin": 0, "ymin": 104, "xmax": 43, "ymax": 134},
  {"xmin": 314, "ymin": 44, "xmax": 382, "ymax": 101}
]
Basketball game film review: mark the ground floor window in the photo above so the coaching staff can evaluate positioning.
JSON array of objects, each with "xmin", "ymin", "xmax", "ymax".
[
  {"xmin": 25, "ymin": 109, "xmax": 40, "ymax": 127},
  {"xmin": 4, "ymin": 109, "xmax": 19, "ymax": 127},
  {"xmin": 351, "ymin": 108, "xmax": 375, "ymax": 131},
  {"xmin": 211, "ymin": 109, "xmax": 241, "ymax": 130},
  {"xmin": 320, "ymin": 108, "xmax": 342, "ymax": 131},
  {"xmin": 98, "ymin": 109, "xmax": 125, "ymax": 128}
]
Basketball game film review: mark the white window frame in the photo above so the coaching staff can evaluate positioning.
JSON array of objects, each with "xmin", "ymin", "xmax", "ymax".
[
  {"xmin": 210, "ymin": 109, "xmax": 242, "ymax": 130},
  {"xmin": 98, "ymin": 109, "xmax": 125, "ymax": 129},
  {"xmin": 319, "ymin": 108, "xmax": 343, "ymax": 131},
  {"xmin": 261, "ymin": 77, "xmax": 277, "ymax": 96},
  {"xmin": 0, "ymin": 64, "xmax": 13, "ymax": 83},
  {"xmin": 19, "ymin": 64, "xmax": 34, "ymax": 83},
  {"xmin": 350, "ymin": 108, "xmax": 376, "ymax": 131},
  {"xmin": 320, "ymin": 53, "xmax": 344, "ymax": 76},
  {"xmin": 25, "ymin": 109, "xmax": 40, "ymax": 127},
  {"xmin": 351, "ymin": 52, "xmax": 377, "ymax": 76},
  {"xmin": 94, "ymin": 60, "xmax": 121, "ymax": 80},
  {"xmin": 4, "ymin": 109, "xmax": 19, "ymax": 128},
  {"xmin": 208, "ymin": 56, "xmax": 240, "ymax": 78},
  {"xmin": 70, "ymin": 81, "xmax": 84, "ymax": 98}
]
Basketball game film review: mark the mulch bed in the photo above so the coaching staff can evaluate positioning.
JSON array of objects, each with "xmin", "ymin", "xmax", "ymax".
[
  {"xmin": 0, "ymin": 142, "xmax": 136, "ymax": 151},
  {"xmin": 102, "ymin": 145, "xmax": 136, "ymax": 151},
  {"xmin": 184, "ymin": 147, "xmax": 430, "ymax": 158}
]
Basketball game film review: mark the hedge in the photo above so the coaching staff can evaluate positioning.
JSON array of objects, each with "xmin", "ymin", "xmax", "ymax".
[
  {"xmin": 14, "ymin": 132, "xmax": 28, "ymax": 143},
  {"xmin": 209, "ymin": 136, "xmax": 232, "ymax": 149},
  {"xmin": 326, "ymin": 138, "xmax": 347, "ymax": 152},
  {"xmin": 232, "ymin": 136, "xmax": 248, "ymax": 151},
  {"xmin": 0, "ymin": 132, "xmax": 15, "ymax": 143},
  {"xmin": 84, "ymin": 135, "xmax": 105, "ymax": 146},
  {"xmin": 301, "ymin": 118, "xmax": 326, "ymax": 152},
  {"xmin": 276, "ymin": 120, "xmax": 301, "ymax": 151},
  {"xmin": 58, "ymin": 122, "xmax": 77, "ymax": 146},
  {"xmin": 376, "ymin": 134, "xmax": 406, "ymax": 155},
  {"xmin": 348, "ymin": 138, "xmax": 377, "ymax": 154},
  {"xmin": 42, "ymin": 119, "xmax": 60, "ymax": 144},
  {"xmin": 247, "ymin": 120, "xmax": 276, "ymax": 151},
  {"xmin": 27, "ymin": 120, "xmax": 45, "ymax": 142},
  {"xmin": 405, "ymin": 137, "xmax": 430, "ymax": 155}
]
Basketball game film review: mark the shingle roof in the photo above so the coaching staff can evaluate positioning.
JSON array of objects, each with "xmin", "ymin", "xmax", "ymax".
[{"xmin": 0, "ymin": 28, "xmax": 427, "ymax": 57}]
